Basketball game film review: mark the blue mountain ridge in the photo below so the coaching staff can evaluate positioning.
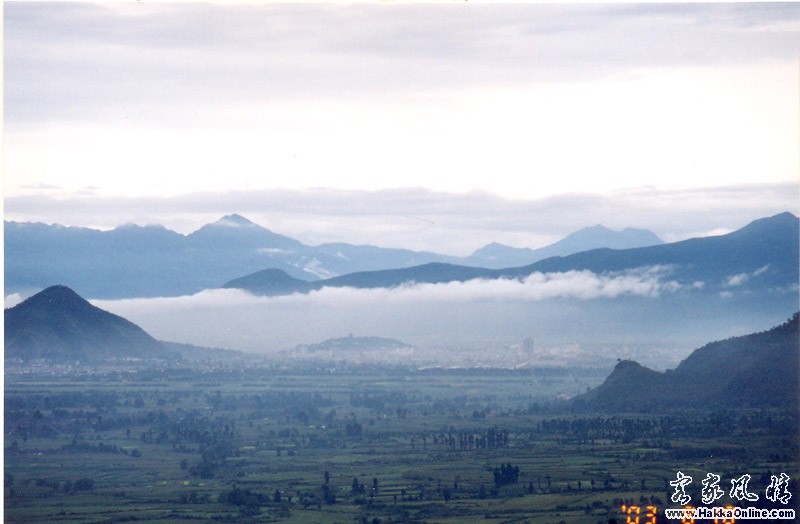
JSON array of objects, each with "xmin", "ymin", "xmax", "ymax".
[
  {"xmin": 6, "ymin": 213, "xmax": 665, "ymax": 299},
  {"xmin": 225, "ymin": 212, "xmax": 798, "ymax": 299}
]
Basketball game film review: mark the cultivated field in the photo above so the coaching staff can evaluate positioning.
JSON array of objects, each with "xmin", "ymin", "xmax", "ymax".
[{"xmin": 5, "ymin": 363, "xmax": 798, "ymax": 523}]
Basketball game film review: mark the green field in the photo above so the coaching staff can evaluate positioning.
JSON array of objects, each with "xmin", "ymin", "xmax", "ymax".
[{"xmin": 5, "ymin": 363, "xmax": 798, "ymax": 523}]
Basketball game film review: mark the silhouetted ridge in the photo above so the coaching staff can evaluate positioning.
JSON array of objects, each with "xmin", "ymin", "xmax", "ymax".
[
  {"xmin": 574, "ymin": 313, "xmax": 800, "ymax": 412},
  {"xmin": 225, "ymin": 212, "xmax": 799, "ymax": 298},
  {"xmin": 222, "ymin": 269, "xmax": 312, "ymax": 295},
  {"xmin": 725, "ymin": 211, "xmax": 799, "ymax": 239},
  {"xmin": 5, "ymin": 285, "xmax": 173, "ymax": 362}
]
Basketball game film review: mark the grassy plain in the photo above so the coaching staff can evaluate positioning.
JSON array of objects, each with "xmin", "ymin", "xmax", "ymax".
[{"xmin": 5, "ymin": 363, "xmax": 798, "ymax": 523}]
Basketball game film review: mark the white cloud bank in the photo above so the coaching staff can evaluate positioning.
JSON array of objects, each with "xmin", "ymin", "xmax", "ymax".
[
  {"xmin": 723, "ymin": 265, "xmax": 771, "ymax": 288},
  {"xmin": 92, "ymin": 268, "xmax": 684, "ymax": 354}
]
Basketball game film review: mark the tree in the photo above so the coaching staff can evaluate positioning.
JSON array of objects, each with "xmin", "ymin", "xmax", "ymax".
[
  {"xmin": 74, "ymin": 478, "xmax": 94, "ymax": 491},
  {"xmin": 321, "ymin": 483, "xmax": 336, "ymax": 504},
  {"xmin": 493, "ymin": 463, "xmax": 520, "ymax": 488},
  {"xmin": 442, "ymin": 487, "xmax": 452, "ymax": 502},
  {"xmin": 351, "ymin": 476, "xmax": 364, "ymax": 495}
]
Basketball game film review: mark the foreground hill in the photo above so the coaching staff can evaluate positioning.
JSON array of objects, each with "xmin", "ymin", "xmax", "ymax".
[
  {"xmin": 573, "ymin": 313, "xmax": 800, "ymax": 411},
  {"xmin": 4, "ymin": 285, "xmax": 174, "ymax": 362}
]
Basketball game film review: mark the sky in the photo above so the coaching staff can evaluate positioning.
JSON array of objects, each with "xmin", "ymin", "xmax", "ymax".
[{"xmin": 4, "ymin": 1, "xmax": 800, "ymax": 254}]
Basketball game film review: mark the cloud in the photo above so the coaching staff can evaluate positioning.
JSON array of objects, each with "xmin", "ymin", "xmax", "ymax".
[
  {"xmin": 92, "ymin": 267, "xmax": 684, "ymax": 354},
  {"xmin": 6, "ymin": 3, "xmax": 798, "ymax": 126},
  {"xmin": 5, "ymin": 4, "xmax": 796, "ymax": 211},
  {"xmin": 4, "ymin": 294, "xmax": 25, "ymax": 309},
  {"xmin": 317, "ymin": 267, "xmax": 679, "ymax": 305},
  {"xmin": 725, "ymin": 273, "xmax": 750, "ymax": 287},
  {"xmin": 723, "ymin": 265, "xmax": 771, "ymax": 287}
]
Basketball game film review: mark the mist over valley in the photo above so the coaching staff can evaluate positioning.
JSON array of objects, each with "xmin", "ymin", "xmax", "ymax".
[{"xmin": 6, "ymin": 212, "xmax": 797, "ymax": 371}]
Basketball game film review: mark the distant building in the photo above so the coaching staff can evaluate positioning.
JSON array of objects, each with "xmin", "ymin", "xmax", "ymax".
[{"xmin": 523, "ymin": 337, "xmax": 534, "ymax": 355}]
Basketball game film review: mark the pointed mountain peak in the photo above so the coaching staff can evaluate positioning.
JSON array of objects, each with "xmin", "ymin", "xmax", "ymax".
[
  {"xmin": 579, "ymin": 224, "xmax": 613, "ymax": 233},
  {"xmin": 728, "ymin": 212, "xmax": 799, "ymax": 238},
  {"xmin": 187, "ymin": 214, "xmax": 303, "ymax": 249},
  {"xmin": 5, "ymin": 285, "xmax": 171, "ymax": 362},
  {"xmin": 214, "ymin": 214, "xmax": 258, "ymax": 228},
  {"xmin": 19, "ymin": 285, "xmax": 89, "ymax": 310}
]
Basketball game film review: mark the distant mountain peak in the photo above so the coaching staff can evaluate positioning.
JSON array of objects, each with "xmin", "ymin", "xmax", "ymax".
[
  {"xmin": 213, "ymin": 214, "xmax": 258, "ymax": 227},
  {"xmin": 566, "ymin": 224, "xmax": 662, "ymax": 243},
  {"xmin": 468, "ymin": 224, "xmax": 663, "ymax": 268},
  {"xmin": 298, "ymin": 335, "xmax": 414, "ymax": 353},
  {"xmin": 727, "ymin": 211, "xmax": 799, "ymax": 238},
  {"xmin": 186, "ymin": 214, "xmax": 303, "ymax": 251},
  {"xmin": 222, "ymin": 268, "xmax": 312, "ymax": 295},
  {"xmin": 581, "ymin": 224, "xmax": 613, "ymax": 233}
]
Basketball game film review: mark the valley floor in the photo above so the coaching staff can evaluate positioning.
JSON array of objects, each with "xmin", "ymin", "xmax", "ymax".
[{"xmin": 4, "ymin": 364, "xmax": 798, "ymax": 523}]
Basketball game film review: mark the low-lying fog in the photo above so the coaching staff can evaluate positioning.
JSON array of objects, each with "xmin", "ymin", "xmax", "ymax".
[{"xmin": 90, "ymin": 269, "xmax": 791, "ymax": 370}]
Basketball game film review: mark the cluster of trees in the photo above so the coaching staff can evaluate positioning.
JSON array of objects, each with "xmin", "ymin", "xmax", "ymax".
[
  {"xmin": 433, "ymin": 426, "xmax": 510, "ymax": 450},
  {"xmin": 6, "ymin": 476, "xmax": 94, "ymax": 498},
  {"xmin": 205, "ymin": 390, "xmax": 334, "ymax": 423},
  {"xmin": 350, "ymin": 476, "xmax": 379, "ymax": 499},
  {"xmin": 535, "ymin": 411, "xmax": 799, "ymax": 442},
  {"xmin": 493, "ymin": 463, "xmax": 520, "ymax": 488},
  {"xmin": 349, "ymin": 391, "xmax": 408, "ymax": 412}
]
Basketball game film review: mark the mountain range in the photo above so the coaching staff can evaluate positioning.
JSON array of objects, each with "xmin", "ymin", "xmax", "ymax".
[
  {"xmin": 5, "ymin": 214, "xmax": 664, "ymax": 299},
  {"xmin": 224, "ymin": 212, "xmax": 799, "ymax": 300},
  {"xmin": 466, "ymin": 225, "xmax": 663, "ymax": 269},
  {"xmin": 574, "ymin": 312, "xmax": 800, "ymax": 411}
]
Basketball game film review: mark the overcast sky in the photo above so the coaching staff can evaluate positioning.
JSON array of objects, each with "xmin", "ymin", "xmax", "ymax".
[{"xmin": 4, "ymin": 2, "xmax": 799, "ymax": 254}]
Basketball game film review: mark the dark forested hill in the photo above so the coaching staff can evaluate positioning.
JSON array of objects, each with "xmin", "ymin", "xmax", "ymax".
[
  {"xmin": 4, "ymin": 285, "xmax": 174, "ymax": 362},
  {"xmin": 573, "ymin": 313, "xmax": 800, "ymax": 411}
]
